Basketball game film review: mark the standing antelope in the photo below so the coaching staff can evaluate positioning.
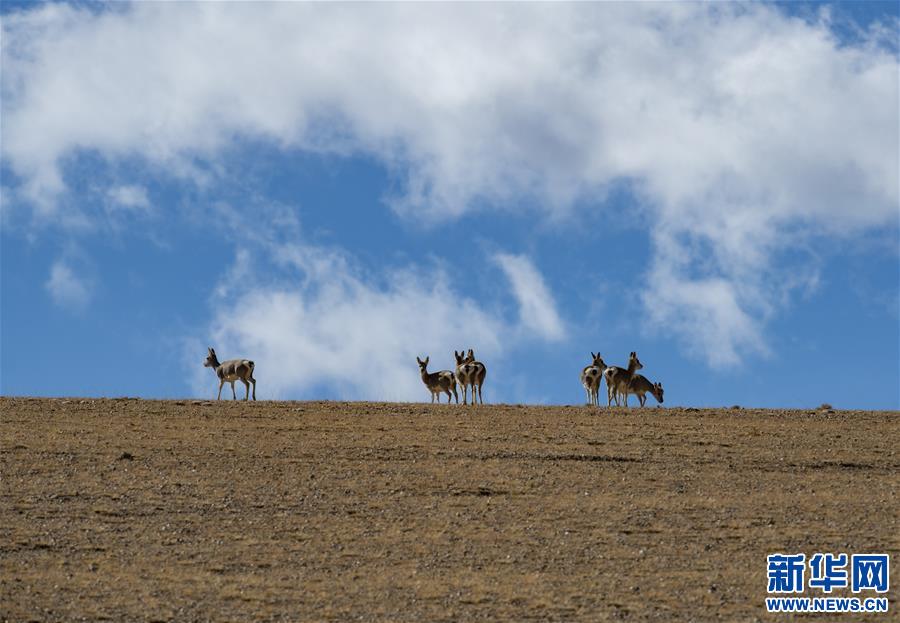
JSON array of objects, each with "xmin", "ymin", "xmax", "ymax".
[
  {"xmin": 417, "ymin": 356, "xmax": 458, "ymax": 404},
  {"xmin": 624, "ymin": 374, "xmax": 664, "ymax": 407},
  {"xmin": 204, "ymin": 347, "xmax": 257, "ymax": 401},
  {"xmin": 454, "ymin": 349, "xmax": 486, "ymax": 405},
  {"xmin": 465, "ymin": 349, "xmax": 487, "ymax": 405},
  {"xmin": 580, "ymin": 352, "xmax": 607, "ymax": 406},
  {"xmin": 603, "ymin": 351, "xmax": 643, "ymax": 407}
]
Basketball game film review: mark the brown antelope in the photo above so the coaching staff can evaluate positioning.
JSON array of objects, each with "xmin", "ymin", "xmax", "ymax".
[
  {"xmin": 603, "ymin": 351, "xmax": 643, "ymax": 406},
  {"xmin": 624, "ymin": 374, "xmax": 664, "ymax": 407},
  {"xmin": 204, "ymin": 347, "xmax": 257, "ymax": 400},
  {"xmin": 454, "ymin": 349, "xmax": 486, "ymax": 405},
  {"xmin": 465, "ymin": 349, "xmax": 487, "ymax": 405},
  {"xmin": 580, "ymin": 352, "xmax": 607, "ymax": 406},
  {"xmin": 417, "ymin": 356, "xmax": 458, "ymax": 404}
]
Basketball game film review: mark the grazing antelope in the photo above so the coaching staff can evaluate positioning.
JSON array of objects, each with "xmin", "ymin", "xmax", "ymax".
[
  {"xmin": 625, "ymin": 374, "xmax": 664, "ymax": 407},
  {"xmin": 417, "ymin": 356, "xmax": 458, "ymax": 404},
  {"xmin": 580, "ymin": 352, "xmax": 607, "ymax": 406},
  {"xmin": 454, "ymin": 349, "xmax": 487, "ymax": 405},
  {"xmin": 603, "ymin": 351, "xmax": 643, "ymax": 407},
  {"xmin": 204, "ymin": 347, "xmax": 257, "ymax": 401}
]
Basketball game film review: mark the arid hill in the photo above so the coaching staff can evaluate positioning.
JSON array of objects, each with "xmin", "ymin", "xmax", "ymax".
[{"xmin": 1, "ymin": 398, "xmax": 897, "ymax": 621}]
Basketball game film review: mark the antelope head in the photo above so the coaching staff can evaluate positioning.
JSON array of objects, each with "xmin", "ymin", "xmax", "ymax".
[
  {"xmin": 204, "ymin": 347, "xmax": 219, "ymax": 368},
  {"xmin": 628, "ymin": 351, "xmax": 643, "ymax": 372}
]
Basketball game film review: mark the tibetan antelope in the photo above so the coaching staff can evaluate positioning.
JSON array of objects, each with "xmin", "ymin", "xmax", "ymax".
[
  {"xmin": 603, "ymin": 351, "xmax": 643, "ymax": 407},
  {"xmin": 454, "ymin": 349, "xmax": 486, "ymax": 405},
  {"xmin": 417, "ymin": 356, "xmax": 458, "ymax": 404},
  {"xmin": 624, "ymin": 374, "xmax": 664, "ymax": 407},
  {"xmin": 204, "ymin": 347, "xmax": 257, "ymax": 401},
  {"xmin": 465, "ymin": 349, "xmax": 487, "ymax": 405},
  {"xmin": 580, "ymin": 352, "xmax": 607, "ymax": 406}
]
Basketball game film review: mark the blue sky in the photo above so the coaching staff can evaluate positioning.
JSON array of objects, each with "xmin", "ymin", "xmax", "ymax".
[{"xmin": 1, "ymin": 1, "xmax": 898, "ymax": 408}]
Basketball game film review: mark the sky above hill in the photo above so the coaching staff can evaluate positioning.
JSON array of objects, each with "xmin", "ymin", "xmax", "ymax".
[{"xmin": 2, "ymin": 1, "xmax": 898, "ymax": 408}]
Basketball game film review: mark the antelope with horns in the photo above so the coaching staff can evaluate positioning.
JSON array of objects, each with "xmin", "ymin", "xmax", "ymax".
[
  {"xmin": 603, "ymin": 351, "xmax": 643, "ymax": 407},
  {"xmin": 417, "ymin": 356, "xmax": 458, "ymax": 404},
  {"xmin": 204, "ymin": 347, "xmax": 257, "ymax": 401},
  {"xmin": 580, "ymin": 352, "xmax": 607, "ymax": 407},
  {"xmin": 624, "ymin": 374, "xmax": 664, "ymax": 407},
  {"xmin": 455, "ymin": 349, "xmax": 486, "ymax": 405}
]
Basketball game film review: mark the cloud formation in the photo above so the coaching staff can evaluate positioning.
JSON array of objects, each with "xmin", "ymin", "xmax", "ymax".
[
  {"xmin": 45, "ymin": 260, "xmax": 91, "ymax": 311},
  {"xmin": 3, "ymin": 2, "xmax": 897, "ymax": 366},
  {"xmin": 494, "ymin": 252, "xmax": 566, "ymax": 342},
  {"xmin": 193, "ymin": 237, "xmax": 562, "ymax": 400},
  {"xmin": 106, "ymin": 184, "xmax": 150, "ymax": 212}
]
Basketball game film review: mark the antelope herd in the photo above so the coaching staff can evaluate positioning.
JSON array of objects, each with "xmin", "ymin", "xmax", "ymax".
[
  {"xmin": 204, "ymin": 345, "xmax": 663, "ymax": 407},
  {"xmin": 417, "ymin": 349, "xmax": 487, "ymax": 405},
  {"xmin": 416, "ymin": 347, "xmax": 662, "ymax": 407},
  {"xmin": 580, "ymin": 351, "xmax": 664, "ymax": 407}
]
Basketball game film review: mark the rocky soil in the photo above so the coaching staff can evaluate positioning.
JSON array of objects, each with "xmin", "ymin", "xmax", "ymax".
[{"xmin": 1, "ymin": 398, "xmax": 897, "ymax": 621}]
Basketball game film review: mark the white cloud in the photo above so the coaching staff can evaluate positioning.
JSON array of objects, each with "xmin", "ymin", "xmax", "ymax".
[
  {"xmin": 3, "ymin": 3, "xmax": 894, "ymax": 224},
  {"xmin": 106, "ymin": 184, "xmax": 150, "ymax": 212},
  {"xmin": 45, "ymin": 260, "xmax": 91, "ymax": 310},
  {"xmin": 644, "ymin": 260, "xmax": 769, "ymax": 368},
  {"xmin": 493, "ymin": 252, "xmax": 566, "ymax": 341},
  {"xmin": 195, "ymin": 242, "xmax": 561, "ymax": 401},
  {"xmin": 3, "ymin": 2, "xmax": 897, "ymax": 365}
]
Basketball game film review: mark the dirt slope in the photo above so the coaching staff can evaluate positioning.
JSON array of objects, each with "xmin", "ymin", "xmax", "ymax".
[{"xmin": 1, "ymin": 398, "xmax": 897, "ymax": 621}]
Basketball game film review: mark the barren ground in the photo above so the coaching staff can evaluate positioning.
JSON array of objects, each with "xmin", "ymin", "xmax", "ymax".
[{"xmin": 1, "ymin": 397, "xmax": 897, "ymax": 622}]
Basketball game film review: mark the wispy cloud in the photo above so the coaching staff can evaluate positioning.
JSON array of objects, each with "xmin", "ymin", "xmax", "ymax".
[
  {"xmin": 493, "ymin": 252, "xmax": 566, "ymax": 341},
  {"xmin": 106, "ymin": 184, "xmax": 151, "ymax": 212},
  {"xmin": 45, "ymin": 260, "xmax": 91, "ymax": 311},
  {"xmin": 3, "ymin": 2, "xmax": 897, "ymax": 366}
]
